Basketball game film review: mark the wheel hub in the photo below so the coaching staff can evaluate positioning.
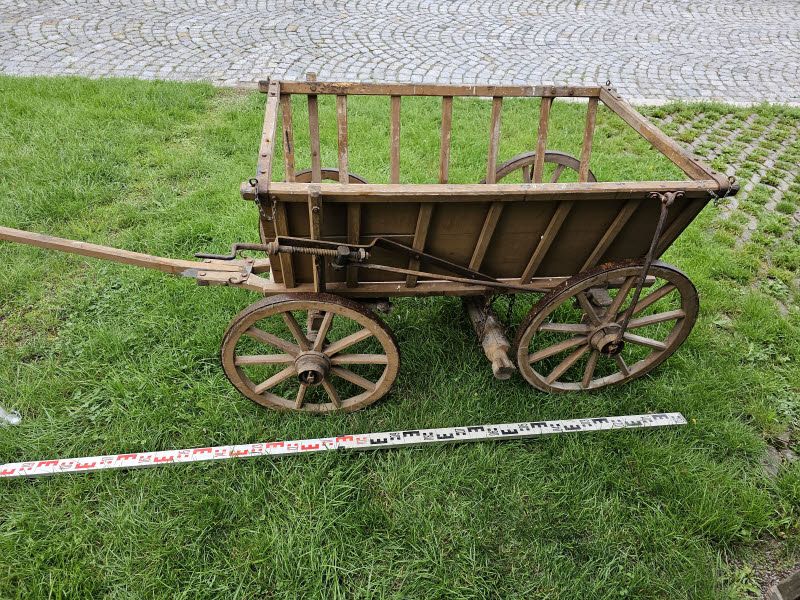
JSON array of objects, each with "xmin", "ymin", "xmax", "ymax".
[
  {"xmin": 589, "ymin": 323, "xmax": 625, "ymax": 356},
  {"xmin": 294, "ymin": 352, "xmax": 331, "ymax": 386}
]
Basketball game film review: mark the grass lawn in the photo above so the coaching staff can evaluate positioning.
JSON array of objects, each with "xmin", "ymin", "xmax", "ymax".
[{"xmin": 0, "ymin": 76, "xmax": 799, "ymax": 598}]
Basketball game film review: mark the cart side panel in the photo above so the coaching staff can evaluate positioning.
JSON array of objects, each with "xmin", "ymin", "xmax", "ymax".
[{"xmin": 266, "ymin": 192, "xmax": 710, "ymax": 287}]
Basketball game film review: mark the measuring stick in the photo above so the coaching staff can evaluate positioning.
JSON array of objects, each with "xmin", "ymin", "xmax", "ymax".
[{"xmin": 0, "ymin": 412, "xmax": 686, "ymax": 479}]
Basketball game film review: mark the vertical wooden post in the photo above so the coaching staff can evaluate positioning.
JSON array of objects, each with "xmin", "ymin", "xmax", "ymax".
[
  {"xmin": 579, "ymin": 97, "xmax": 598, "ymax": 182},
  {"xmin": 306, "ymin": 73, "xmax": 321, "ymax": 183},
  {"xmin": 390, "ymin": 95, "xmax": 401, "ymax": 183},
  {"xmin": 337, "ymin": 94, "xmax": 361, "ymax": 287},
  {"xmin": 486, "ymin": 96, "xmax": 503, "ymax": 183},
  {"xmin": 439, "ymin": 96, "xmax": 453, "ymax": 184},
  {"xmin": 280, "ymin": 94, "xmax": 295, "ymax": 182},
  {"xmin": 308, "ymin": 185, "xmax": 325, "ymax": 292},
  {"xmin": 336, "ymin": 95, "xmax": 349, "ymax": 181},
  {"xmin": 533, "ymin": 96, "xmax": 553, "ymax": 183}
]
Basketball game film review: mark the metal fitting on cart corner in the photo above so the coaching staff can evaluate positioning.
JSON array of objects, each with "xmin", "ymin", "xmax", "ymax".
[{"xmin": 647, "ymin": 190, "xmax": 684, "ymax": 207}]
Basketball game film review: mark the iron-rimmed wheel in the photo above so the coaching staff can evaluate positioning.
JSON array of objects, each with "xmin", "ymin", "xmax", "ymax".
[
  {"xmin": 482, "ymin": 150, "xmax": 598, "ymax": 184},
  {"xmin": 513, "ymin": 260, "xmax": 698, "ymax": 392},
  {"xmin": 221, "ymin": 294, "xmax": 400, "ymax": 412}
]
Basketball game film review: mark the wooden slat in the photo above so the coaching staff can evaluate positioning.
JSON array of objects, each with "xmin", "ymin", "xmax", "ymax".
[
  {"xmin": 272, "ymin": 202, "xmax": 295, "ymax": 288},
  {"xmin": 518, "ymin": 202, "xmax": 573, "ymax": 283},
  {"xmin": 269, "ymin": 81, "xmax": 601, "ymax": 98},
  {"xmin": 469, "ymin": 202, "xmax": 504, "ymax": 271},
  {"xmin": 336, "ymin": 95, "xmax": 349, "ymax": 181},
  {"xmin": 599, "ymin": 87, "xmax": 716, "ymax": 182},
  {"xmin": 259, "ymin": 181, "xmax": 718, "ymax": 203},
  {"xmin": 439, "ymin": 96, "xmax": 453, "ymax": 184},
  {"xmin": 307, "ymin": 186, "xmax": 324, "ymax": 292},
  {"xmin": 533, "ymin": 97, "xmax": 553, "ymax": 183},
  {"xmin": 242, "ymin": 274, "xmax": 570, "ymax": 298},
  {"xmin": 307, "ymin": 74, "xmax": 322, "ymax": 183},
  {"xmin": 578, "ymin": 97, "xmax": 598, "ymax": 182},
  {"xmin": 580, "ymin": 199, "xmax": 641, "ymax": 270},
  {"xmin": 390, "ymin": 95, "xmax": 401, "ymax": 183},
  {"xmin": 280, "ymin": 93, "xmax": 295, "ymax": 182},
  {"xmin": 405, "ymin": 203, "xmax": 434, "ymax": 287},
  {"xmin": 346, "ymin": 203, "xmax": 360, "ymax": 287},
  {"xmin": 256, "ymin": 80, "xmax": 281, "ymax": 179},
  {"xmin": 486, "ymin": 96, "xmax": 503, "ymax": 183}
]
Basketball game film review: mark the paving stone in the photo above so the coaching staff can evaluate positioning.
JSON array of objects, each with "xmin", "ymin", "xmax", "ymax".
[{"xmin": 0, "ymin": 0, "xmax": 799, "ymax": 104}]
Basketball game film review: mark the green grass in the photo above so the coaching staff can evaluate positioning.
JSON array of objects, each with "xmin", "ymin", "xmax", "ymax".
[{"xmin": 1, "ymin": 76, "xmax": 799, "ymax": 599}]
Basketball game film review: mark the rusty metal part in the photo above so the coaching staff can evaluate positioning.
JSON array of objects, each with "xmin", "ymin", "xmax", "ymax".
[{"xmin": 615, "ymin": 191, "xmax": 681, "ymax": 343}]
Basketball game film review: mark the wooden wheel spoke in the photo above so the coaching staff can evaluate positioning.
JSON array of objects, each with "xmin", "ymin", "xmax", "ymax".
[
  {"xmin": 546, "ymin": 345, "xmax": 590, "ymax": 384},
  {"xmin": 608, "ymin": 276, "xmax": 636, "ymax": 316},
  {"xmin": 224, "ymin": 297, "xmax": 400, "ymax": 413},
  {"xmin": 294, "ymin": 384, "xmax": 308, "ymax": 409},
  {"xmin": 235, "ymin": 354, "xmax": 294, "ymax": 366},
  {"xmin": 282, "ymin": 312, "xmax": 310, "ymax": 351},
  {"xmin": 529, "ymin": 336, "xmax": 587, "ymax": 363},
  {"xmin": 614, "ymin": 354, "xmax": 630, "ymax": 377},
  {"xmin": 581, "ymin": 350, "xmax": 599, "ymax": 389},
  {"xmin": 311, "ymin": 311, "xmax": 334, "ymax": 352},
  {"xmin": 549, "ymin": 164, "xmax": 566, "ymax": 183},
  {"xmin": 522, "ymin": 164, "xmax": 532, "ymax": 183},
  {"xmin": 539, "ymin": 322, "xmax": 591, "ymax": 334},
  {"xmin": 245, "ymin": 327, "xmax": 301, "ymax": 356},
  {"xmin": 330, "ymin": 354, "xmax": 389, "ymax": 365},
  {"xmin": 576, "ymin": 292, "xmax": 602, "ymax": 326},
  {"xmin": 622, "ymin": 332, "xmax": 667, "ymax": 351},
  {"xmin": 630, "ymin": 282, "xmax": 677, "ymax": 315},
  {"xmin": 324, "ymin": 328, "xmax": 373, "ymax": 356},
  {"xmin": 322, "ymin": 379, "xmax": 342, "ymax": 408},
  {"xmin": 625, "ymin": 309, "xmax": 685, "ymax": 329},
  {"xmin": 331, "ymin": 367, "xmax": 376, "ymax": 391},
  {"xmin": 254, "ymin": 365, "xmax": 296, "ymax": 394}
]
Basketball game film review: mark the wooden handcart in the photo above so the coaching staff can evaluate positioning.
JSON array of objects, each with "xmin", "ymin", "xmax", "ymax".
[{"xmin": 0, "ymin": 79, "xmax": 737, "ymax": 413}]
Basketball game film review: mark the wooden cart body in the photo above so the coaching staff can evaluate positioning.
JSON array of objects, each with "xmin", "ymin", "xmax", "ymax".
[{"xmin": 240, "ymin": 80, "xmax": 734, "ymax": 298}]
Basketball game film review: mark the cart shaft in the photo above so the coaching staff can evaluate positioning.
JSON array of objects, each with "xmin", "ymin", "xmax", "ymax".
[{"xmin": 0, "ymin": 226, "xmax": 244, "ymax": 276}]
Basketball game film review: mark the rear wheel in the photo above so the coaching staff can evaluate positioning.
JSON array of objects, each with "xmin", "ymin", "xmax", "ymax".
[
  {"xmin": 513, "ymin": 260, "xmax": 698, "ymax": 392},
  {"xmin": 221, "ymin": 294, "xmax": 400, "ymax": 412},
  {"xmin": 484, "ymin": 150, "xmax": 597, "ymax": 184}
]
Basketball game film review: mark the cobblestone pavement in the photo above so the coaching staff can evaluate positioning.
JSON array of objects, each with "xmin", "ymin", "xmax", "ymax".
[
  {"xmin": 1, "ymin": 0, "xmax": 799, "ymax": 104},
  {"xmin": 647, "ymin": 105, "xmax": 800, "ymax": 310}
]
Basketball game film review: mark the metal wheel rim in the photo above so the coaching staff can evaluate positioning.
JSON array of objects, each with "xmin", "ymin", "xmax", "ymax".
[
  {"xmin": 514, "ymin": 260, "xmax": 698, "ymax": 392},
  {"xmin": 484, "ymin": 150, "xmax": 598, "ymax": 183},
  {"xmin": 221, "ymin": 293, "xmax": 399, "ymax": 412}
]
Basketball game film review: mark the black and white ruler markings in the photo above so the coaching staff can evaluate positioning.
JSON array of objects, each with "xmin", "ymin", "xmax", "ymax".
[{"xmin": 0, "ymin": 413, "xmax": 686, "ymax": 478}]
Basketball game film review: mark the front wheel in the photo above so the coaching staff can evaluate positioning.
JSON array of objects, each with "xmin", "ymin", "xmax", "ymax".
[
  {"xmin": 513, "ymin": 260, "xmax": 699, "ymax": 392},
  {"xmin": 221, "ymin": 294, "xmax": 400, "ymax": 412}
]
